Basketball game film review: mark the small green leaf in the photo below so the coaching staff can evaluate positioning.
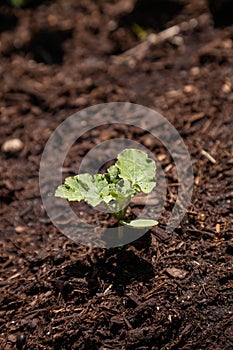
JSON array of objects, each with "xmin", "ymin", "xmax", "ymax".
[
  {"xmin": 120, "ymin": 219, "xmax": 158, "ymax": 228},
  {"xmin": 132, "ymin": 23, "xmax": 148, "ymax": 39},
  {"xmin": 103, "ymin": 179, "xmax": 134, "ymax": 213},
  {"xmin": 116, "ymin": 149, "xmax": 156, "ymax": 194},
  {"xmin": 107, "ymin": 165, "xmax": 120, "ymax": 183}
]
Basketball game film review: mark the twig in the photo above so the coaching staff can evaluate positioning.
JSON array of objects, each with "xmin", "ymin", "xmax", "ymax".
[
  {"xmin": 112, "ymin": 15, "xmax": 205, "ymax": 65},
  {"xmin": 201, "ymin": 149, "xmax": 216, "ymax": 164}
]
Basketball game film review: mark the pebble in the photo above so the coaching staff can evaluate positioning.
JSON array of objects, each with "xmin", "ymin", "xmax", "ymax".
[
  {"xmin": 222, "ymin": 39, "xmax": 232, "ymax": 49},
  {"xmin": 141, "ymin": 134, "xmax": 155, "ymax": 147},
  {"xmin": 15, "ymin": 226, "xmax": 26, "ymax": 233},
  {"xmin": 108, "ymin": 20, "xmax": 117, "ymax": 31},
  {"xmin": 166, "ymin": 90, "xmax": 182, "ymax": 98},
  {"xmin": 222, "ymin": 82, "xmax": 232, "ymax": 94},
  {"xmin": 170, "ymin": 35, "xmax": 184, "ymax": 46},
  {"xmin": 99, "ymin": 130, "xmax": 118, "ymax": 142},
  {"xmin": 2, "ymin": 138, "xmax": 24, "ymax": 153},
  {"xmin": 165, "ymin": 267, "xmax": 187, "ymax": 279},
  {"xmin": 74, "ymin": 96, "xmax": 88, "ymax": 106},
  {"xmin": 184, "ymin": 85, "xmax": 195, "ymax": 94},
  {"xmin": 216, "ymin": 223, "xmax": 221, "ymax": 233},
  {"xmin": 190, "ymin": 66, "xmax": 200, "ymax": 76},
  {"xmin": 198, "ymin": 212, "xmax": 206, "ymax": 222}
]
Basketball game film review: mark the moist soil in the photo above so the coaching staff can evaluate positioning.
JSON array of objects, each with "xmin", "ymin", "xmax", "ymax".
[{"xmin": 0, "ymin": 0, "xmax": 233, "ymax": 349}]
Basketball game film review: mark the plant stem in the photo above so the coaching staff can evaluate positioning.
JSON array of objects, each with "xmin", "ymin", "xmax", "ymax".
[
  {"xmin": 114, "ymin": 207, "xmax": 127, "ymax": 222},
  {"xmin": 118, "ymin": 224, "xmax": 124, "ymax": 241},
  {"xmin": 113, "ymin": 206, "xmax": 128, "ymax": 244}
]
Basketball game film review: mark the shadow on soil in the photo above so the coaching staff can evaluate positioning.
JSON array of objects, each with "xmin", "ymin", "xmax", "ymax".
[
  {"xmin": 0, "ymin": 11, "xmax": 18, "ymax": 32},
  {"xmin": 23, "ymin": 28, "xmax": 73, "ymax": 64},
  {"xmin": 208, "ymin": 0, "xmax": 233, "ymax": 27},
  {"xmin": 120, "ymin": 0, "xmax": 184, "ymax": 31},
  {"xmin": 61, "ymin": 237, "xmax": 154, "ymax": 298}
]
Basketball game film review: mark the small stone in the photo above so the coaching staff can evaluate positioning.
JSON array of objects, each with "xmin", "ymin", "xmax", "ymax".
[
  {"xmin": 222, "ymin": 39, "xmax": 232, "ymax": 49},
  {"xmin": 222, "ymin": 82, "xmax": 232, "ymax": 93},
  {"xmin": 15, "ymin": 226, "xmax": 26, "ymax": 233},
  {"xmin": 216, "ymin": 223, "xmax": 221, "ymax": 233},
  {"xmin": 165, "ymin": 267, "xmax": 187, "ymax": 279},
  {"xmin": 99, "ymin": 130, "xmax": 118, "ymax": 142},
  {"xmin": 184, "ymin": 85, "xmax": 195, "ymax": 93},
  {"xmin": 166, "ymin": 90, "xmax": 181, "ymax": 98},
  {"xmin": 74, "ymin": 97, "xmax": 88, "ymax": 106},
  {"xmin": 141, "ymin": 134, "xmax": 155, "ymax": 147},
  {"xmin": 47, "ymin": 14, "xmax": 58, "ymax": 26},
  {"xmin": 189, "ymin": 18, "xmax": 198, "ymax": 29},
  {"xmin": 190, "ymin": 66, "xmax": 200, "ymax": 76},
  {"xmin": 171, "ymin": 36, "xmax": 184, "ymax": 46},
  {"xmin": 2, "ymin": 138, "xmax": 23, "ymax": 153},
  {"xmin": 198, "ymin": 212, "xmax": 207, "ymax": 222},
  {"xmin": 108, "ymin": 20, "xmax": 117, "ymax": 31},
  {"xmin": 195, "ymin": 176, "xmax": 200, "ymax": 185}
]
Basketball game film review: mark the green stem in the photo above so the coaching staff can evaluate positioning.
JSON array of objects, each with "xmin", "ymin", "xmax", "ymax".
[
  {"xmin": 118, "ymin": 224, "xmax": 124, "ymax": 241},
  {"xmin": 113, "ymin": 207, "xmax": 127, "ymax": 222},
  {"xmin": 112, "ymin": 206, "xmax": 128, "ymax": 245}
]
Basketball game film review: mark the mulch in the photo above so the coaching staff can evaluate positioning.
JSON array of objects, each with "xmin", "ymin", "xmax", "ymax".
[{"xmin": 0, "ymin": 0, "xmax": 233, "ymax": 349}]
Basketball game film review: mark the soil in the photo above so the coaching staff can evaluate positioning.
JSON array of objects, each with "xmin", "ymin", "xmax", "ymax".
[{"xmin": 0, "ymin": 0, "xmax": 233, "ymax": 349}]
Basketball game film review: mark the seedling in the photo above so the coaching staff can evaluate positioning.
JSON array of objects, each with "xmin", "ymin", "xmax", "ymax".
[
  {"xmin": 55, "ymin": 149, "xmax": 158, "ymax": 238},
  {"xmin": 9, "ymin": 0, "xmax": 28, "ymax": 7}
]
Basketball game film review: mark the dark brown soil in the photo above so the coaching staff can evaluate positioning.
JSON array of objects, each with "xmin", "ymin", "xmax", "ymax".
[{"xmin": 0, "ymin": 0, "xmax": 233, "ymax": 349}]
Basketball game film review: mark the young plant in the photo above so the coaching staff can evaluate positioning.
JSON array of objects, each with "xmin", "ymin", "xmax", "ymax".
[
  {"xmin": 55, "ymin": 149, "xmax": 158, "ymax": 231},
  {"xmin": 9, "ymin": 0, "xmax": 28, "ymax": 7}
]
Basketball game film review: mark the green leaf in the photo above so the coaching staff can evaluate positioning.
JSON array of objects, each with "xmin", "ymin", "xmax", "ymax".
[
  {"xmin": 93, "ymin": 174, "xmax": 110, "ymax": 197},
  {"xmin": 55, "ymin": 176, "xmax": 84, "ymax": 202},
  {"xmin": 103, "ymin": 179, "xmax": 134, "ymax": 213},
  {"xmin": 55, "ymin": 173, "xmax": 109, "ymax": 207},
  {"xmin": 116, "ymin": 149, "xmax": 156, "ymax": 194},
  {"xmin": 107, "ymin": 165, "xmax": 120, "ymax": 183},
  {"xmin": 120, "ymin": 219, "xmax": 158, "ymax": 228},
  {"xmin": 79, "ymin": 174, "xmax": 107, "ymax": 207}
]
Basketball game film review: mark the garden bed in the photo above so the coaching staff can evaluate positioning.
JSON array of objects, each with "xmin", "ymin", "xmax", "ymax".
[{"xmin": 0, "ymin": 0, "xmax": 233, "ymax": 349}]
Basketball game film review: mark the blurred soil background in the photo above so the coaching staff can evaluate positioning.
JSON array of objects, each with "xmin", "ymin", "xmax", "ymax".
[{"xmin": 0, "ymin": 0, "xmax": 233, "ymax": 349}]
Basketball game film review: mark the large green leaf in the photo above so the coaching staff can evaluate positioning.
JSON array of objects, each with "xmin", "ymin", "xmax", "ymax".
[
  {"xmin": 55, "ymin": 173, "xmax": 109, "ymax": 207},
  {"xmin": 116, "ymin": 149, "xmax": 156, "ymax": 194}
]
